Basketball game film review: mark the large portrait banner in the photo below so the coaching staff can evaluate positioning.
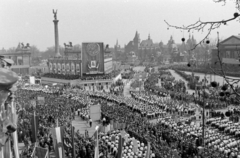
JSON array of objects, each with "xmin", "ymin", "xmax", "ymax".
[
  {"xmin": 76, "ymin": 64, "xmax": 80, "ymax": 74},
  {"xmin": 49, "ymin": 63, "xmax": 52, "ymax": 73},
  {"xmin": 82, "ymin": 42, "xmax": 104, "ymax": 75},
  {"xmin": 58, "ymin": 63, "xmax": 62, "ymax": 74},
  {"xmin": 53, "ymin": 63, "xmax": 57, "ymax": 73},
  {"xmin": 62, "ymin": 63, "xmax": 65, "ymax": 74},
  {"xmin": 66, "ymin": 63, "xmax": 70, "ymax": 74},
  {"xmin": 71, "ymin": 63, "xmax": 75, "ymax": 75}
]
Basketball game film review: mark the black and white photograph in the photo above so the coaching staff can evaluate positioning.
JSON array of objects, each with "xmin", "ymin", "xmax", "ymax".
[{"xmin": 0, "ymin": 0, "xmax": 240, "ymax": 157}]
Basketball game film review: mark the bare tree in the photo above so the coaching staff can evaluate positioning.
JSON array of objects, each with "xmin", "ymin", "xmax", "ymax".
[
  {"xmin": 165, "ymin": 0, "xmax": 240, "ymax": 99},
  {"xmin": 165, "ymin": 0, "xmax": 239, "ymax": 47}
]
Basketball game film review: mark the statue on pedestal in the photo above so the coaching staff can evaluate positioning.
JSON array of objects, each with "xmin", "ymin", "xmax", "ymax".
[
  {"xmin": 53, "ymin": 9, "xmax": 58, "ymax": 20},
  {"xmin": 64, "ymin": 42, "xmax": 73, "ymax": 51}
]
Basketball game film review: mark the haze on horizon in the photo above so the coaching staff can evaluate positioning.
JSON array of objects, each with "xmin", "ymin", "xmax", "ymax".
[{"xmin": 0, "ymin": 0, "xmax": 239, "ymax": 51}]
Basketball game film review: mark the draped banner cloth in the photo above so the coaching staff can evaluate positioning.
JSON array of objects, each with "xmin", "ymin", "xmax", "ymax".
[{"xmin": 51, "ymin": 127, "xmax": 65, "ymax": 158}]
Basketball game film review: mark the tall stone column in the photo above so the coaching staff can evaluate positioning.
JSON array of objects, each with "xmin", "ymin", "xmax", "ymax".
[{"xmin": 53, "ymin": 10, "xmax": 61, "ymax": 57}]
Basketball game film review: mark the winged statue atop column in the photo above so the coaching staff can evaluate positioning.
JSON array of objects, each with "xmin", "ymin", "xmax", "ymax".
[{"xmin": 53, "ymin": 9, "xmax": 58, "ymax": 20}]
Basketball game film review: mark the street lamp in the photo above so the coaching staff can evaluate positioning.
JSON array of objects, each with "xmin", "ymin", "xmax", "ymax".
[{"xmin": 202, "ymin": 41, "xmax": 210, "ymax": 149}]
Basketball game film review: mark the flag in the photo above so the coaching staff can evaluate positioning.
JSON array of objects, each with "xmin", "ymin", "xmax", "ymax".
[
  {"xmin": 122, "ymin": 123, "xmax": 126, "ymax": 129},
  {"xmin": 10, "ymin": 100, "xmax": 19, "ymax": 158},
  {"xmin": 145, "ymin": 142, "xmax": 151, "ymax": 158},
  {"xmin": 110, "ymin": 121, "xmax": 114, "ymax": 131},
  {"xmin": 122, "ymin": 130, "xmax": 128, "ymax": 142},
  {"xmin": 71, "ymin": 124, "xmax": 76, "ymax": 158},
  {"xmin": 32, "ymin": 146, "xmax": 48, "ymax": 158},
  {"xmin": 113, "ymin": 121, "xmax": 117, "ymax": 130},
  {"xmin": 10, "ymin": 101, "xmax": 18, "ymax": 127},
  {"xmin": 117, "ymin": 135, "xmax": 125, "ymax": 158},
  {"xmin": 0, "ymin": 147, "xmax": 3, "ymax": 158},
  {"xmin": 52, "ymin": 126, "xmax": 65, "ymax": 158},
  {"xmin": 12, "ymin": 131, "xmax": 19, "ymax": 158},
  {"xmin": 3, "ymin": 139, "xmax": 12, "ymax": 158},
  {"xmin": 93, "ymin": 130, "xmax": 99, "ymax": 158},
  {"xmin": 133, "ymin": 139, "xmax": 138, "ymax": 153},
  {"xmin": 30, "ymin": 100, "xmax": 37, "ymax": 108},
  {"xmin": 105, "ymin": 124, "xmax": 110, "ymax": 133},
  {"xmin": 37, "ymin": 97, "xmax": 45, "ymax": 105},
  {"xmin": 56, "ymin": 118, "xmax": 59, "ymax": 127},
  {"xmin": 120, "ymin": 130, "xmax": 127, "ymax": 137},
  {"xmin": 31, "ymin": 112, "xmax": 39, "ymax": 143},
  {"xmin": 111, "ymin": 135, "xmax": 116, "ymax": 142}
]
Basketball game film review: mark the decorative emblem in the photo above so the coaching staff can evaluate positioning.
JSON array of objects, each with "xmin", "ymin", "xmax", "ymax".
[{"xmin": 86, "ymin": 43, "xmax": 100, "ymax": 56}]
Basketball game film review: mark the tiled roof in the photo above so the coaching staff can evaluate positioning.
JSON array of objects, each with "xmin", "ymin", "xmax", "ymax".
[
  {"xmin": 140, "ymin": 39, "xmax": 154, "ymax": 47},
  {"xmin": 234, "ymin": 35, "xmax": 240, "ymax": 39}
]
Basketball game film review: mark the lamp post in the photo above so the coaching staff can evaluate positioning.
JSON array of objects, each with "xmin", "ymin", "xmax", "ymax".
[{"xmin": 202, "ymin": 44, "xmax": 210, "ymax": 149}]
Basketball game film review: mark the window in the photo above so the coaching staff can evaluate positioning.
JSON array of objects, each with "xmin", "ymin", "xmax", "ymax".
[
  {"xmin": 226, "ymin": 51, "xmax": 230, "ymax": 58},
  {"xmin": 230, "ymin": 51, "xmax": 233, "ymax": 58},
  {"xmin": 235, "ymin": 51, "xmax": 240, "ymax": 58}
]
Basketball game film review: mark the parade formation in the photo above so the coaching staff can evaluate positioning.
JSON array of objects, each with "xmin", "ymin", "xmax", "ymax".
[
  {"xmin": 0, "ymin": 64, "xmax": 238, "ymax": 158},
  {"xmin": 1, "ymin": 2, "xmax": 240, "ymax": 158}
]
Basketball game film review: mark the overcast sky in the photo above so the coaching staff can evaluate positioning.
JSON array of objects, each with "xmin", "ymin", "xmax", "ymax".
[{"xmin": 0, "ymin": 0, "xmax": 239, "ymax": 51}]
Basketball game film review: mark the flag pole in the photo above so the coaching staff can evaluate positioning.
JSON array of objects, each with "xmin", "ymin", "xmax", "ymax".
[
  {"xmin": 94, "ymin": 126, "xmax": 99, "ymax": 158},
  {"xmin": 31, "ymin": 143, "xmax": 37, "ymax": 157},
  {"xmin": 0, "ymin": 147, "xmax": 3, "ymax": 158},
  {"xmin": 45, "ymin": 148, "xmax": 49, "ymax": 158},
  {"xmin": 56, "ymin": 118, "xmax": 59, "ymax": 127},
  {"xmin": 71, "ymin": 122, "xmax": 76, "ymax": 158},
  {"xmin": 34, "ymin": 109, "xmax": 37, "ymax": 143},
  {"xmin": 11, "ymin": 95, "xmax": 19, "ymax": 158}
]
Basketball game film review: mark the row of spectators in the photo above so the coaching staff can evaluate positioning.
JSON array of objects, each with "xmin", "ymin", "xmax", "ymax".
[{"xmin": 42, "ymin": 70, "xmax": 121, "ymax": 81}]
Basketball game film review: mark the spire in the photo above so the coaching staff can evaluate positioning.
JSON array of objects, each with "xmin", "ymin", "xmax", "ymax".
[
  {"xmin": 133, "ymin": 30, "xmax": 139, "ymax": 43},
  {"xmin": 148, "ymin": 33, "xmax": 151, "ymax": 40},
  {"xmin": 134, "ymin": 31, "xmax": 138, "ymax": 39},
  {"xmin": 116, "ymin": 39, "xmax": 118, "ymax": 46}
]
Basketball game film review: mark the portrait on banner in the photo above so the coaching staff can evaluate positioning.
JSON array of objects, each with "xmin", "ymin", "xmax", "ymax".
[
  {"xmin": 49, "ymin": 63, "xmax": 52, "ymax": 72},
  {"xmin": 71, "ymin": 63, "xmax": 75, "ymax": 74},
  {"xmin": 82, "ymin": 42, "xmax": 104, "ymax": 75},
  {"xmin": 62, "ymin": 63, "xmax": 65, "ymax": 74}
]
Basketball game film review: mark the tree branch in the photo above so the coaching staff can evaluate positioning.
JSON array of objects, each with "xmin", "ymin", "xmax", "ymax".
[
  {"xmin": 164, "ymin": 13, "xmax": 239, "ymax": 51},
  {"xmin": 165, "ymin": 0, "xmax": 240, "ymax": 100}
]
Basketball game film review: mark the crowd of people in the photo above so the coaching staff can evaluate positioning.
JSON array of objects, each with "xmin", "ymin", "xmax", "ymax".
[
  {"xmin": 17, "ymin": 86, "xmax": 98, "ymax": 158},
  {"xmin": 11, "ymin": 66, "xmax": 240, "ymax": 158},
  {"xmin": 109, "ymin": 79, "xmax": 124, "ymax": 96},
  {"xmin": 145, "ymin": 71, "xmax": 240, "ymax": 110},
  {"xmin": 42, "ymin": 70, "xmax": 121, "ymax": 81},
  {"xmin": 89, "ymin": 89, "xmax": 240, "ymax": 158}
]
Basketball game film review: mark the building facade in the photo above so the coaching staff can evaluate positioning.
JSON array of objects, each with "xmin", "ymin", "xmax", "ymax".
[
  {"xmin": 47, "ymin": 43, "xmax": 113, "ymax": 76},
  {"xmin": 211, "ymin": 35, "xmax": 240, "ymax": 68},
  {"xmin": 122, "ymin": 31, "xmax": 199, "ymax": 64},
  {"xmin": 0, "ymin": 43, "xmax": 31, "ymax": 75}
]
